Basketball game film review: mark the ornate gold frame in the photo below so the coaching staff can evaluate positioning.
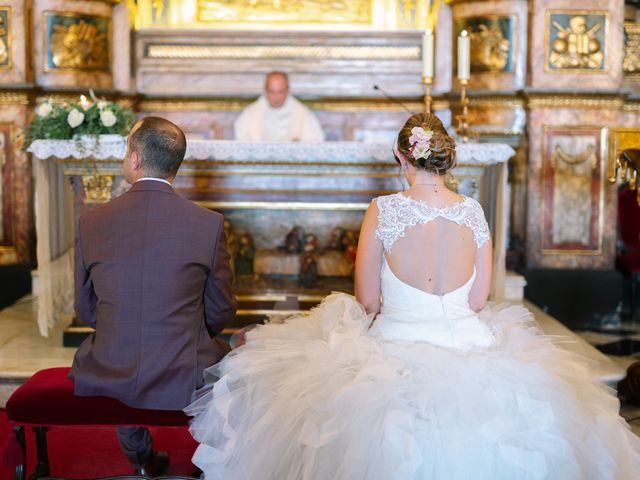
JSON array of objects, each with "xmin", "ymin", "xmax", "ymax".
[
  {"xmin": 539, "ymin": 125, "xmax": 606, "ymax": 256},
  {"xmin": 543, "ymin": 9, "xmax": 609, "ymax": 74},
  {"xmin": 42, "ymin": 11, "xmax": 112, "ymax": 74},
  {"xmin": 455, "ymin": 14, "xmax": 518, "ymax": 78}
]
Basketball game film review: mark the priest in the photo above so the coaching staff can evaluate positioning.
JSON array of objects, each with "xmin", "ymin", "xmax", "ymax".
[{"xmin": 234, "ymin": 71, "xmax": 325, "ymax": 142}]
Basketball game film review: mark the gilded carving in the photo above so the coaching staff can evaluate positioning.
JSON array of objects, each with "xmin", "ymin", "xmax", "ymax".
[
  {"xmin": 82, "ymin": 175, "xmax": 113, "ymax": 203},
  {"xmin": 546, "ymin": 11, "xmax": 606, "ymax": 71},
  {"xmin": 0, "ymin": 7, "xmax": 11, "ymax": 68},
  {"xmin": 145, "ymin": 44, "xmax": 419, "ymax": 60},
  {"xmin": 624, "ymin": 23, "xmax": 640, "ymax": 76},
  {"xmin": 456, "ymin": 16, "xmax": 515, "ymax": 73},
  {"xmin": 608, "ymin": 129, "xmax": 640, "ymax": 205},
  {"xmin": 196, "ymin": 0, "xmax": 371, "ymax": 24},
  {"xmin": 44, "ymin": 12, "xmax": 110, "ymax": 72}
]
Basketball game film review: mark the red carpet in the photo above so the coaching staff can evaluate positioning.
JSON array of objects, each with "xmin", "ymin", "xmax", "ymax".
[{"xmin": 0, "ymin": 409, "xmax": 199, "ymax": 479}]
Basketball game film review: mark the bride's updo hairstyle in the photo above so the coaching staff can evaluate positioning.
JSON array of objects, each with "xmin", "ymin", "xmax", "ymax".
[{"xmin": 395, "ymin": 112, "xmax": 456, "ymax": 175}]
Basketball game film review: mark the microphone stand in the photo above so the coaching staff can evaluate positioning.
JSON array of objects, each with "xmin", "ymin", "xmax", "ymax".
[{"xmin": 372, "ymin": 85, "xmax": 415, "ymax": 115}]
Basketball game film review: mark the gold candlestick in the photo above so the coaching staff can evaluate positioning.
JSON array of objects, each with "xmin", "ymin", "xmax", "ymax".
[
  {"xmin": 454, "ymin": 79, "xmax": 478, "ymax": 143},
  {"xmin": 422, "ymin": 76, "xmax": 433, "ymax": 114}
]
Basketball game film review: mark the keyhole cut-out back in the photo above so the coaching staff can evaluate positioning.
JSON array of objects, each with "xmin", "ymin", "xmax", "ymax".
[{"xmin": 374, "ymin": 193, "xmax": 489, "ymax": 296}]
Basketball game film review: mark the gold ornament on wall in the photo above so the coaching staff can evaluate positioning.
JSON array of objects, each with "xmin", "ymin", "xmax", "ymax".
[
  {"xmin": 196, "ymin": 0, "xmax": 371, "ymax": 24},
  {"xmin": 456, "ymin": 16, "xmax": 515, "ymax": 73},
  {"xmin": 44, "ymin": 12, "xmax": 110, "ymax": 72},
  {"xmin": 130, "ymin": 0, "xmax": 439, "ymax": 29},
  {"xmin": 546, "ymin": 11, "xmax": 607, "ymax": 71}
]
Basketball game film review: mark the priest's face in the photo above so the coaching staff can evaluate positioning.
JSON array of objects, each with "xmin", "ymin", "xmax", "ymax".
[{"xmin": 265, "ymin": 74, "xmax": 289, "ymax": 109}]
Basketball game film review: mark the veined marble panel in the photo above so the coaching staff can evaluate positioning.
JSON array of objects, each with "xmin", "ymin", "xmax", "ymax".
[
  {"xmin": 526, "ymin": 101, "xmax": 619, "ymax": 269},
  {"xmin": 135, "ymin": 29, "xmax": 427, "ymax": 98},
  {"xmin": 0, "ymin": 0, "xmax": 30, "ymax": 85},
  {"xmin": 0, "ymin": 97, "xmax": 30, "ymax": 263}
]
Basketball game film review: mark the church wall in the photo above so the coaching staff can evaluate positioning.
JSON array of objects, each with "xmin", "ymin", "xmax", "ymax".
[{"xmin": 1, "ymin": 0, "xmax": 640, "ymax": 277}]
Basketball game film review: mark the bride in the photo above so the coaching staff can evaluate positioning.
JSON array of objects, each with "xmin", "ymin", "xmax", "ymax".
[{"xmin": 186, "ymin": 113, "xmax": 640, "ymax": 479}]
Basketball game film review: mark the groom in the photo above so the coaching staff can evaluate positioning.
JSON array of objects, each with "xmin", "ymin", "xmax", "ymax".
[{"xmin": 69, "ymin": 117, "xmax": 236, "ymax": 475}]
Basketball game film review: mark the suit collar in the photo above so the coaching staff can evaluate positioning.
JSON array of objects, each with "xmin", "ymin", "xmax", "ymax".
[{"xmin": 128, "ymin": 179, "xmax": 175, "ymax": 194}]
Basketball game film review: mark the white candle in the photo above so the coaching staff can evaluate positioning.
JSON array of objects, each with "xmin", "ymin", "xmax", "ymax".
[
  {"xmin": 457, "ymin": 30, "xmax": 470, "ymax": 81},
  {"xmin": 422, "ymin": 29, "xmax": 434, "ymax": 79}
]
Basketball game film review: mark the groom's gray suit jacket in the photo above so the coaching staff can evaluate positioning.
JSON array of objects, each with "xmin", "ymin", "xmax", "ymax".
[{"xmin": 69, "ymin": 179, "xmax": 236, "ymax": 410}]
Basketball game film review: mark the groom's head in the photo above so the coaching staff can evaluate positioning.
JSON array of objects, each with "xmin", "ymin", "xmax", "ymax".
[{"xmin": 123, "ymin": 116, "xmax": 187, "ymax": 184}]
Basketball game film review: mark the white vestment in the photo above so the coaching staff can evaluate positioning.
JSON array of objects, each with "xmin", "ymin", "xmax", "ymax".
[{"xmin": 233, "ymin": 95, "xmax": 325, "ymax": 142}]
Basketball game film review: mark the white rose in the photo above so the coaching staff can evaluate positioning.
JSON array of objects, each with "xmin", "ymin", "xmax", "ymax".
[
  {"xmin": 412, "ymin": 144, "xmax": 430, "ymax": 160},
  {"xmin": 67, "ymin": 109, "xmax": 85, "ymax": 128},
  {"xmin": 97, "ymin": 100, "xmax": 107, "ymax": 110},
  {"xmin": 100, "ymin": 109, "xmax": 117, "ymax": 127},
  {"xmin": 36, "ymin": 102, "xmax": 52, "ymax": 118}
]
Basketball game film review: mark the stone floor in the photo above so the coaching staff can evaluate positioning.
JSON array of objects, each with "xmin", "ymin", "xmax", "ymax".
[{"xmin": 0, "ymin": 295, "xmax": 638, "ymax": 437}]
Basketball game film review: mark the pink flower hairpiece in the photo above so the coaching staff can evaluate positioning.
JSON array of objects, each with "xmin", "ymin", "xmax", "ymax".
[{"xmin": 408, "ymin": 126, "xmax": 433, "ymax": 161}]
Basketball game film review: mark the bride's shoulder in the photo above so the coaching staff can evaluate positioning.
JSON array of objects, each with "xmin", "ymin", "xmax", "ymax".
[
  {"xmin": 371, "ymin": 192, "xmax": 406, "ymax": 208},
  {"xmin": 462, "ymin": 195, "xmax": 485, "ymax": 213}
]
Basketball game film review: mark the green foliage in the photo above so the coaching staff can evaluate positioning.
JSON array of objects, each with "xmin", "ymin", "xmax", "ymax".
[{"xmin": 23, "ymin": 93, "xmax": 135, "ymax": 151}]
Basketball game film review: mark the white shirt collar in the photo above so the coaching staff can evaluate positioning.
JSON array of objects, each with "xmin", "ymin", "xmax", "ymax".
[{"xmin": 136, "ymin": 177, "xmax": 172, "ymax": 186}]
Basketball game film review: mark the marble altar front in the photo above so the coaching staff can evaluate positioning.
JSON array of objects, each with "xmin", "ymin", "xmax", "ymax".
[{"xmin": 30, "ymin": 138, "xmax": 514, "ymax": 336}]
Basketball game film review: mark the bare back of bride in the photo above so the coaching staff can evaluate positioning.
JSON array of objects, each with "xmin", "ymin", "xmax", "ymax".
[{"xmin": 186, "ymin": 113, "xmax": 640, "ymax": 480}]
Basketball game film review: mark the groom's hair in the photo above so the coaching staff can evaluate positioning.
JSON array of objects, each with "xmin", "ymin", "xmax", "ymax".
[{"xmin": 130, "ymin": 116, "xmax": 187, "ymax": 178}]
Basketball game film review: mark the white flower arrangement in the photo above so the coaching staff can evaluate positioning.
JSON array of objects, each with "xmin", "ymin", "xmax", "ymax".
[{"xmin": 23, "ymin": 90, "xmax": 135, "ymax": 150}]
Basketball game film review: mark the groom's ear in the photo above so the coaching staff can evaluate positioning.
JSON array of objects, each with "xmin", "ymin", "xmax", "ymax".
[{"xmin": 131, "ymin": 151, "xmax": 142, "ymax": 171}]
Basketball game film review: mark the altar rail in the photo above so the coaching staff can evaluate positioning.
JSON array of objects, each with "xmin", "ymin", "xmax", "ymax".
[{"xmin": 30, "ymin": 138, "xmax": 514, "ymax": 336}]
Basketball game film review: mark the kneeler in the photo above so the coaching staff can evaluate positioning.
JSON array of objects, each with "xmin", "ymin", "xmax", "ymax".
[{"xmin": 2, "ymin": 367, "xmax": 190, "ymax": 480}]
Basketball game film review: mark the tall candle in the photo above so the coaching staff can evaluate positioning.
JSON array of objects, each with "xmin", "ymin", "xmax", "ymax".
[
  {"xmin": 422, "ymin": 29, "xmax": 434, "ymax": 79},
  {"xmin": 457, "ymin": 30, "xmax": 470, "ymax": 81}
]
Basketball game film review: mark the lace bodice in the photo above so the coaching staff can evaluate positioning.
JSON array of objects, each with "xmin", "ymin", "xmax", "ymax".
[{"xmin": 374, "ymin": 193, "xmax": 490, "ymax": 252}]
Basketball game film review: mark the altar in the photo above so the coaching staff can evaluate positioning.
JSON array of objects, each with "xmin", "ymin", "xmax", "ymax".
[{"xmin": 30, "ymin": 138, "xmax": 514, "ymax": 336}]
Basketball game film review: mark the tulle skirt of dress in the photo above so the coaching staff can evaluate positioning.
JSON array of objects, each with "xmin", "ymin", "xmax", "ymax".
[{"xmin": 186, "ymin": 293, "xmax": 640, "ymax": 480}]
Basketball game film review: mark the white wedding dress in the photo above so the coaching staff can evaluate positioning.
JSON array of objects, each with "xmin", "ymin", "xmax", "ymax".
[{"xmin": 186, "ymin": 193, "xmax": 640, "ymax": 480}]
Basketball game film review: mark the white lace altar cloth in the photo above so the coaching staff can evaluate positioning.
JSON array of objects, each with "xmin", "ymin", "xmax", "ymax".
[{"xmin": 29, "ymin": 138, "xmax": 514, "ymax": 165}]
